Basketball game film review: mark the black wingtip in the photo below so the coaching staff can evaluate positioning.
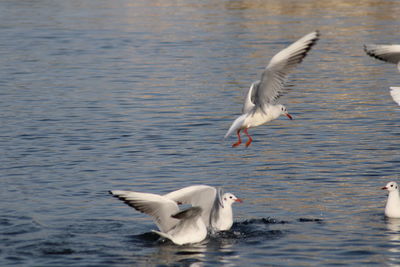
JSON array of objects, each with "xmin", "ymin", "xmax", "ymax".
[
  {"xmin": 363, "ymin": 44, "xmax": 389, "ymax": 63},
  {"xmin": 296, "ymin": 30, "xmax": 320, "ymax": 64}
]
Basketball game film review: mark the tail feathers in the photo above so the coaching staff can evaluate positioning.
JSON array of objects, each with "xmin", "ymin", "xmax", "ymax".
[
  {"xmin": 152, "ymin": 230, "xmax": 172, "ymax": 241},
  {"xmin": 224, "ymin": 114, "xmax": 247, "ymax": 139}
]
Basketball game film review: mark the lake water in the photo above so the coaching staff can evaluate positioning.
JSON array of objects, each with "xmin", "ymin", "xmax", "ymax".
[{"xmin": 1, "ymin": 0, "xmax": 400, "ymax": 266}]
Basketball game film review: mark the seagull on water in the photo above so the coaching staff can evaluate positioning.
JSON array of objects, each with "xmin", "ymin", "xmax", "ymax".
[
  {"xmin": 382, "ymin": 181, "xmax": 400, "ymax": 218},
  {"xmin": 109, "ymin": 190, "xmax": 207, "ymax": 245},
  {"xmin": 224, "ymin": 31, "xmax": 320, "ymax": 147},
  {"xmin": 364, "ymin": 44, "xmax": 400, "ymax": 106},
  {"xmin": 164, "ymin": 185, "xmax": 242, "ymax": 232}
]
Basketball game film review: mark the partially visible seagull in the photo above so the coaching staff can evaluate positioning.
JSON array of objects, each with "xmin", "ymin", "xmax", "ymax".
[
  {"xmin": 364, "ymin": 44, "xmax": 400, "ymax": 72},
  {"xmin": 364, "ymin": 44, "xmax": 400, "ymax": 106},
  {"xmin": 109, "ymin": 190, "xmax": 207, "ymax": 245},
  {"xmin": 164, "ymin": 185, "xmax": 242, "ymax": 232},
  {"xmin": 390, "ymin": 87, "xmax": 400, "ymax": 106},
  {"xmin": 382, "ymin": 181, "xmax": 400, "ymax": 218},
  {"xmin": 225, "ymin": 31, "xmax": 320, "ymax": 147}
]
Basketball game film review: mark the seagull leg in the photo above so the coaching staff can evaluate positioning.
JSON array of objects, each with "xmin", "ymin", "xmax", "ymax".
[
  {"xmin": 232, "ymin": 129, "xmax": 242, "ymax": 147},
  {"xmin": 244, "ymin": 128, "xmax": 252, "ymax": 147}
]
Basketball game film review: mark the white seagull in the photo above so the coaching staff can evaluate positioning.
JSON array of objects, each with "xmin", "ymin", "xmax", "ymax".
[
  {"xmin": 164, "ymin": 185, "xmax": 242, "ymax": 232},
  {"xmin": 364, "ymin": 44, "xmax": 400, "ymax": 106},
  {"xmin": 109, "ymin": 190, "xmax": 207, "ymax": 245},
  {"xmin": 225, "ymin": 31, "xmax": 320, "ymax": 147},
  {"xmin": 382, "ymin": 181, "xmax": 400, "ymax": 218},
  {"xmin": 390, "ymin": 87, "xmax": 400, "ymax": 106}
]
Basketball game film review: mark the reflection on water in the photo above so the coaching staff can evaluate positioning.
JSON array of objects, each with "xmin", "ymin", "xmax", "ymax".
[
  {"xmin": 385, "ymin": 218, "xmax": 400, "ymax": 266},
  {"xmin": 150, "ymin": 243, "xmax": 207, "ymax": 266}
]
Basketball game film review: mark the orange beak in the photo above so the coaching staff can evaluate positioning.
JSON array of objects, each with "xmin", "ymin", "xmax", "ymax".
[
  {"xmin": 382, "ymin": 187, "xmax": 388, "ymax": 190},
  {"xmin": 235, "ymin": 198, "xmax": 243, "ymax": 203},
  {"xmin": 286, "ymin": 113, "xmax": 293, "ymax": 120}
]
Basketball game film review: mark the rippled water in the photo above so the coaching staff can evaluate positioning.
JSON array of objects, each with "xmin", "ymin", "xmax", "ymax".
[{"xmin": 1, "ymin": 0, "xmax": 400, "ymax": 266}]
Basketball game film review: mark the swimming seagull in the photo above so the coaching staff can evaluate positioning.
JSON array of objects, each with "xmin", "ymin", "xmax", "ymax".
[
  {"xmin": 225, "ymin": 31, "xmax": 320, "ymax": 147},
  {"xmin": 109, "ymin": 190, "xmax": 207, "ymax": 245},
  {"xmin": 364, "ymin": 44, "xmax": 400, "ymax": 106},
  {"xmin": 164, "ymin": 185, "xmax": 242, "ymax": 231},
  {"xmin": 382, "ymin": 181, "xmax": 400, "ymax": 218}
]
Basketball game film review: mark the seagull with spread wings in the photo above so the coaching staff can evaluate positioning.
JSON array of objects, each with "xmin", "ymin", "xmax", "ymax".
[
  {"xmin": 109, "ymin": 190, "xmax": 207, "ymax": 245},
  {"xmin": 225, "ymin": 31, "xmax": 320, "ymax": 147},
  {"xmin": 164, "ymin": 185, "xmax": 242, "ymax": 232},
  {"xmin": 109, "ymin": 185, "xmax": 241, "ymax": 245}
]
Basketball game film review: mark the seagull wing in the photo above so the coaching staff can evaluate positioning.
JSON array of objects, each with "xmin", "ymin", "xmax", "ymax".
[
  {"xmin": 164, "ymin": 185, "xmax": 217, "ymax": 226},
  {"xmin": 242, "ymin": 81, "xmax": 259, "ymax": 114},
  {"xmin": 110, "ymin": 190, "xmax": 179, "ymax": 233},
  {"xmin": 254, "ymin": 31, "xmax": 319, "ymax": 105},
  {"xmin": 364, "ymin": 44, "xmax": 400, "ymax": 65},
  {"xmin": 152, "ymin": 207, "xmax": 206, "ymax": 245},
  {"xmin": 390, "ymin": 87, "xmax": 400, "ymax": 106}
]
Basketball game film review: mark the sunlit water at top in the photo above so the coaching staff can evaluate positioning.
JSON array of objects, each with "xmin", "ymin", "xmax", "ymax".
[{"xmin": 1, "ymin": 0, "xmax": 400, "ymax": 266}]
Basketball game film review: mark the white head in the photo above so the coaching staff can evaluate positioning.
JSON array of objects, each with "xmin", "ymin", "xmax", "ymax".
[
  {"xmin": 382, "ymin": 181, "xmax": 399, "ymax": 193},
  {"xmin": 221, "ymin": 193, "xmax": 242, "ymax": 207},
  {"xmin": 278, "ymin": 104, "xmax": 293, "ymax": 120}
]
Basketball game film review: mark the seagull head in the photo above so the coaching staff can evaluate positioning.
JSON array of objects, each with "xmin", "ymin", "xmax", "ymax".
[
  {"xmin": 222, "ymin": 193, "xmax": 243, "ymax": 206},
  {"xmin": 382, "ymin": 181, "xmax": 399, "ymax": 192},
  {"xmin": 278, "ymin": 104, "xmax": 293, "ymax": 120}
]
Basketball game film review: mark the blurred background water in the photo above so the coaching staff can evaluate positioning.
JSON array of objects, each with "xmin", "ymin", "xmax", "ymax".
[{"xmin": 1, "ymin": 0, "xmax": 400, "ymax": 266}]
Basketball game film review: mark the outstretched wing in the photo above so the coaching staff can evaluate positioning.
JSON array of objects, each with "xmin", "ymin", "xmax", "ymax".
[
  {"xmin": 364, "ymin": 44, "xmax": 400, "ymax": 65},
  {"xmin": 110, "ymin": 190, "xmax": 179, "ymax": 233},
  {"xmin": 254, "ymin": 31, "xmax": 319, "ymax": 105},
  {"xmin": 164, "ymin": 185, "xmax": 217, "ymax": 226}
]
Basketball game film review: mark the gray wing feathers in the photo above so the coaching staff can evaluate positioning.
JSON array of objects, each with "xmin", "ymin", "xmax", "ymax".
[
  {"xmin": 255, "ymin": 31, "xmax": 319, "ymax": 105},
  {"xmin": 209, "ymin": 187, "xmax": 224, "ymax": 227},
  {"xmin": 171, "ymin": 206, "xmax": 203, "ymax": 220},
  {"xmin": 242, "ymin": 81, "xmax": 259, "ymax": 114},
  {"xmin": 364, "ymin": 44, "xmax": 400, "ymax": 65},
  {"xmin": 109, "ymin": 190, "xmax": 179, "ymax": 233},
  {"xmin": 163, "ymin": 185, "xmax": 217, "ymax": 227}
]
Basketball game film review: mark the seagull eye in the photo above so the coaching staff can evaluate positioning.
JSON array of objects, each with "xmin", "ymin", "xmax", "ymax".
[
  {"xmin": 224, "ymin": 198, "xmax": 227, "ymax": 201},
  {"xmin": 229, "ymin": 196, "xmax": 233, "ymax": 199},
  {"xmin": 391, "ymin": 184, "xmax": 394, "ymax": 187}
]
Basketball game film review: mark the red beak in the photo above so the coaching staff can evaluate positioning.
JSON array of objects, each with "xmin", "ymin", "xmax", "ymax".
[
  {"xmin": 235, "ymin": 198, "xmax": 243, "ymax": 203},
  {"xmin": 286, "ymin": 113, "xmax": 293, "ymax": 120},
  {"xmin": 382, "ymin": 187, "xmax": 388, "ymax": 190}
]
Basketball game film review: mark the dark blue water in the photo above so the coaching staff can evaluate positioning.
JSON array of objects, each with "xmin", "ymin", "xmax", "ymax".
[{"xmin": 1, "ymin": 0, "xmax": 400, "ymax": 266}]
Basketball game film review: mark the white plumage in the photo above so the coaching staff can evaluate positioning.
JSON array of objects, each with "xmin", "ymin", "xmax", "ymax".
[
  {"xmin": 164, "ymin": 185, "xmax": 242, "ymax": 231},
  {"xmin": 225, "ymin": 31, "xmax": 320, "ymax": 147},
  {"xmin": 382, "ymin": 181, "xmax": 400, "ymax": 218},
  {"xmin": 109, "ymin": 190, "xmax": 207, "ymax": 245},
  {"xmin": 364, "ymin": 44, "xmax": 400, "ymax": 106}
]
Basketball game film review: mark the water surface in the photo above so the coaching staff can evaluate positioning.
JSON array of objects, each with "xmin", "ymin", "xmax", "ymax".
[{"xmin": 1, "ymin": 0, "xmax": 400, "ymax": 266}]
